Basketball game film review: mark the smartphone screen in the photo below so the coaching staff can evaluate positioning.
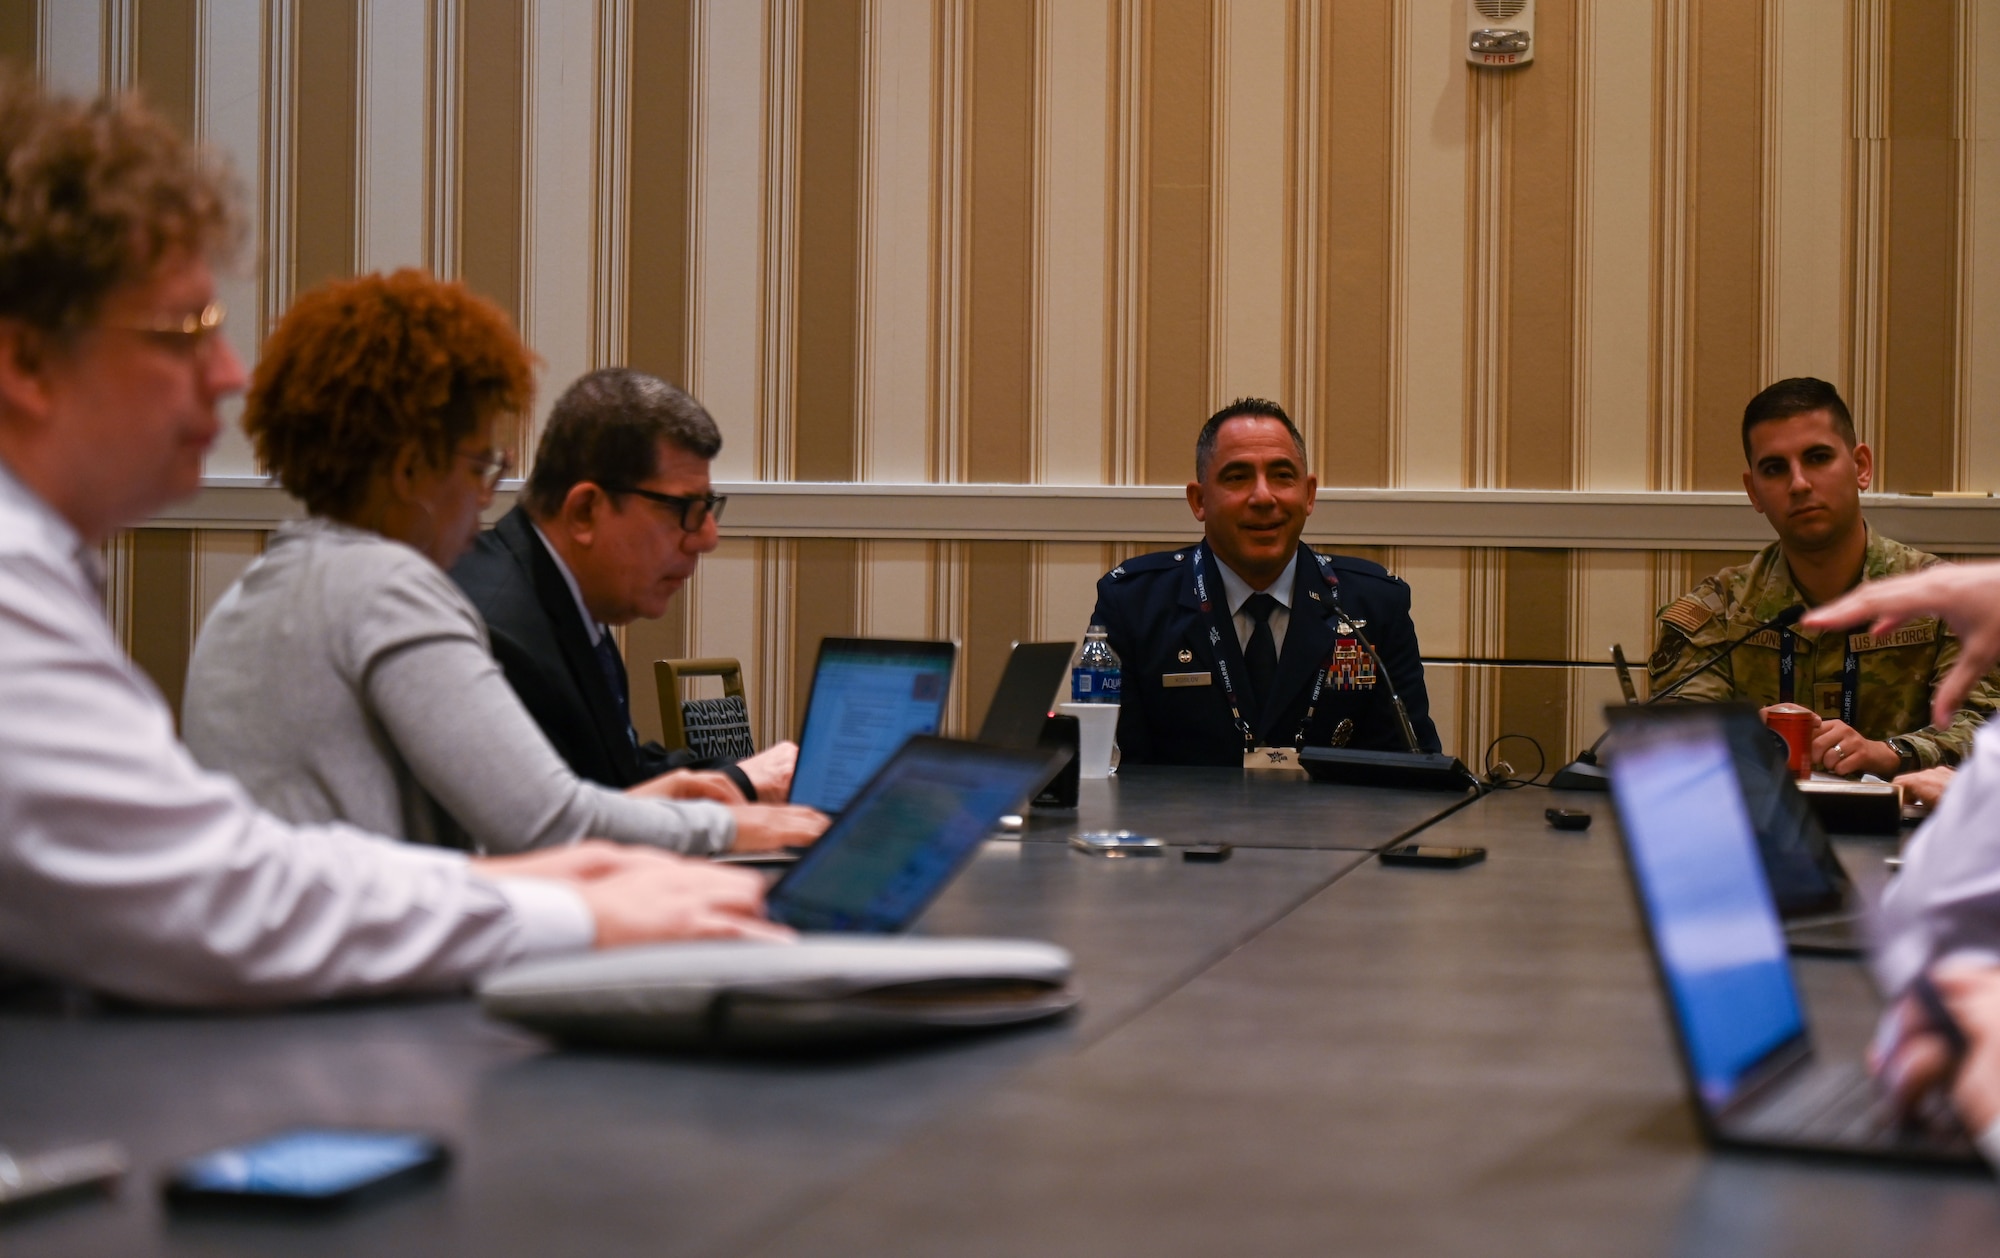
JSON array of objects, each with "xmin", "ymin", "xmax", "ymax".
[{"xmin": 165, "ymin": 1129, "xmax": 447, "ymax": 1207}]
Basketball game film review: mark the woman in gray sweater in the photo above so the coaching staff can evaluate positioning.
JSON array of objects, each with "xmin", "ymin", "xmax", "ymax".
[{"xmin": 184, "ymin": 270, "xmax": 823, "ymax": 857}]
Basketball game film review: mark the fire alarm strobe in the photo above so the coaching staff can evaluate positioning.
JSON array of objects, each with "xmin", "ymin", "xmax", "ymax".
[{"xmin": 1467, "ymin": 0, "xmax": 1535, "ymax": 67}]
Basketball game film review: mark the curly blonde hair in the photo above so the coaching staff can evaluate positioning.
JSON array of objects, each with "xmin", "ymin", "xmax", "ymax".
[
  {"xmin": 245, "ymin": 269, "xmax": 535, "ymax": 518},
  {"xmin": 0, "ymin": 73, "xmax": 240, "ymax": 336}
]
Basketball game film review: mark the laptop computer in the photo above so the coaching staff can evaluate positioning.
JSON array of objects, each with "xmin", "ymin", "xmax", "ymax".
[
  {"xmin": 1609, "ymin": 705, "xmax": 1865, "ymax": 956},
  {"xmin": 1605, "ymin": 708, "xmax": 1979, "ymax": 1166},
  {"xmin": 789, "ymin": 638, "xmax": 957, "ymax": 816},
  {"xmin": 767, "ymin": 736, "xmax": 1067, "ymax": 933},
  {"xmin": 974, "ymin": 641, "xmax": 1076, "ymax": 748}
]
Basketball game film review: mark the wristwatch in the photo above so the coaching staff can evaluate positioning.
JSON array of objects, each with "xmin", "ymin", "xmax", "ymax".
[{"xmin": 1887, "ymin": 736, "xmax": 1921, "ymax": 777}]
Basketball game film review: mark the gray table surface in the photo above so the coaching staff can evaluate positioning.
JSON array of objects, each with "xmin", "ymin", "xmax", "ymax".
[
  {"xmin": 0, "ymin": 834, "xmax": 1370, "ymax": 1256},
  {"xmin": 750, "ymin": 789, "xmax": 2000, "ymax": 1257},
  {"xmin": 1021, "ymin": 765, "xmax": 1475, "ymax": 850},
  {"xmin": 7, "ymin": 785, "xmax": 1990, "ymax": 1256}
]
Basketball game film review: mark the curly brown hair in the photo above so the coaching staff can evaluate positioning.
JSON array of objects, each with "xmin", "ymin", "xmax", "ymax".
[
  {"xmin": 245, "ymin": 269, "xmax": 535, "ymax": 518},
  {"xmin": 0, "ymin": 73, "xmax": 240, "ymax": 336}
]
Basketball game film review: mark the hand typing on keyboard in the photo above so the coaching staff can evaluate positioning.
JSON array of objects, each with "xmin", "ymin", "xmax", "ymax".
[{"xmin": 1872, "ymin": 963, "xmax": 2000, "ymax": 1143}]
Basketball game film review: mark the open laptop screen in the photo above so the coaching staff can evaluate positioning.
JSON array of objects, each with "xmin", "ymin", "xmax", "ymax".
[
  {"xmin": 974, "ymin": 641, "xmax": 1076, "ymax": 749},
  {"xmin": 790, "ymin": 639, "xmax": 955, "ymax": 814},
  {"xmin": 1610, "ymin": 717, "xmax": 1806, "ymax": 1109},
  {"xmin": 770, "ymin": 737, "xmax": 1060, "ymax": 933},
  {"xmin": 1722, "ymin": 715, "xmax": 1848, "ymax": 917}
]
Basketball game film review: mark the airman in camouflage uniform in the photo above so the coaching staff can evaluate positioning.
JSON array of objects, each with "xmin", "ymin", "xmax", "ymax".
[
  {"xmin": 1650, "ymin": 376, "xmax": 2000, "ymax": 781},
  {"xmin": 1651, "ymin": 531, "xmax": 2000, "ymax": 771}
]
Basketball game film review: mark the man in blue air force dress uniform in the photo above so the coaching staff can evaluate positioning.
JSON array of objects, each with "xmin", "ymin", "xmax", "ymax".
[{"xmin": 1090, "ymin": 398, "xmax": 1440, "ymax": 767}]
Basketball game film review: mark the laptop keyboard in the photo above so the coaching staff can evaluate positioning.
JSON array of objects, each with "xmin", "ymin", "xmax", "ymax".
[{"xmin": 1743, "ymin": 1062, "xmax": 1974, "ymax": 1154}]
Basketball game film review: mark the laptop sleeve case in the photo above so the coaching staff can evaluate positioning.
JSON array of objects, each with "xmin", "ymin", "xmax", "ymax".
[{"xmin": 478, "ymin": 936, "xmax": 1078, "ymax": 1051}]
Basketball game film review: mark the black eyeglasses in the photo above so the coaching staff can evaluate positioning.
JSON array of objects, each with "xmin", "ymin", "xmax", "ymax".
[{"xmin": 609, "ymin": 486, "xmax": 727, "ymax": 531}]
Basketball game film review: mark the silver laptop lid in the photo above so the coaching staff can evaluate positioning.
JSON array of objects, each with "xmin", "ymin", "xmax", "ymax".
[{"xmin": 1608, "ymin": 712, "xmax": 1810, "ymax": 1114}]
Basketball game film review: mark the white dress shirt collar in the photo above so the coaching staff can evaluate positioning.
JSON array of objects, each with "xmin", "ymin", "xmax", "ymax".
[
  {"xmin": 530, "ymin": 521, "xmax": 604, "ymax": 647},
  {"xmin": 1211, "ymin": 547, "xmax": 1300, "ymax": 659},
  {"xmin": 0, "ymin": 455, "xmax": 102, "ymax": 601},
  {"xmin": 1213, "ymin": 548, "xmax": 1299, "ymax": 616}
]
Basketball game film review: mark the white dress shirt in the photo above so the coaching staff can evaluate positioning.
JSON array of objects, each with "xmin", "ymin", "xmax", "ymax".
[
  {"xmin": 532, "ymin": 520, "xmax": 605, "ymax": 647},
  {"xmin": 1870, "ymin": 720, "xmax": 2000, "ymax": 1170},
  {"xmin": 0, "ymin": 459, "xmax": 593, "ymax": 1006},
  {"xmin": 1872, "ymin": 719, "xmax": 2000, "ymax": 995},
  {"xmin": 1214, "ymin": 550, "xmax": 1300, "ymax": 659}
]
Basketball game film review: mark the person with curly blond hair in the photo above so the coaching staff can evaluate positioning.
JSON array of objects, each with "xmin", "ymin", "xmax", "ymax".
[
  {"xmin": 182, "ymin": 268, "xmax": 826, "ymax": 859},
  {"xmin": 0, "ymin": 78, "xmax": 790, "ymax": 1008}
]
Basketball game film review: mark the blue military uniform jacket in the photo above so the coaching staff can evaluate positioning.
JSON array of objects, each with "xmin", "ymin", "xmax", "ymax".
[{"xmin": 1091, "ymin": 541, "xmax": 1441, "ymax": 767}]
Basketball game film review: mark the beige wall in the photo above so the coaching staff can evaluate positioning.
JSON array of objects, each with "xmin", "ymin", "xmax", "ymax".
[{"xmin": 11, "ymin": 0, "xmax": 1999, "ymax": 762}]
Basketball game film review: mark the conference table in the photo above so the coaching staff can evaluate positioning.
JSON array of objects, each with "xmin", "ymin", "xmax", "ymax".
[{"xmin": 3, "ymin": 768, "xmax": 1996, "ymax": 1255}]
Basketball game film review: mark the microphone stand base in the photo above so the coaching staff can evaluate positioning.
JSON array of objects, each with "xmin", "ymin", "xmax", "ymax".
[
  {"xmin": 1298, "ymin": 747, "xmax": 1478, "ymax": 792},
  {"xmin": 1548, "ymin": 758, "xmax": 1611, "ymax": 791}
]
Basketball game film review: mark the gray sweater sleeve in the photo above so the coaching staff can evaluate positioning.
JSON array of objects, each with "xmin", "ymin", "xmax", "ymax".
[{"xmin": 354, "ymin": 563, "xmax": 736, "ymax": 856}]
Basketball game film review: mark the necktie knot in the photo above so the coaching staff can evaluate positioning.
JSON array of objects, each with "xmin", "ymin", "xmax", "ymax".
[{"xmin": 1243, "ymin": 592, "xmax": 1280, "ymax": 626}]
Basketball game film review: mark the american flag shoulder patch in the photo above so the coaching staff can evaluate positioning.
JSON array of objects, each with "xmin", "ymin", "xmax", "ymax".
[{"xmin": 1659, "ymin": 596, "xmax": 1712, "ymax": 637}]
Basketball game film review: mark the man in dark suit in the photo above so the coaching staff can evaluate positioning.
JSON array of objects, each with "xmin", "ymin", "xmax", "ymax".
[
  {"xmin": 1090, "ymin": 398, "xmax": 1440, "ymax": 767},
  {"xmin": 453, "ymin": 369, "xmax": 793, "ymax": 801}
]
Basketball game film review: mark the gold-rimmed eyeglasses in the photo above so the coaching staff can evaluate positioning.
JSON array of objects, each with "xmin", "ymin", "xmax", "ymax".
[
  {"xmin": 459, "ymin": 448, "xmax": 514, "ymax": 492},
  {"xmin": 105, "ymin": 300, "xmax": 227, "ymax": 354}
]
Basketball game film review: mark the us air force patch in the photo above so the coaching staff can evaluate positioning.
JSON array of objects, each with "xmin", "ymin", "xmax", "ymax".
[{"xmin": 1649, "ymin": 634, "xmax": 1685, "ymax": 673}]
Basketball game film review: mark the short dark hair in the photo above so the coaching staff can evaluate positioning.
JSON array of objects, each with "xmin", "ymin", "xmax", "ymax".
[
  {"xmin": 1742, "ymin": 377, "xmax": 1855, "ymax": 462},
  {"xmin": 1195, "ymin": 398, "xmax": 1307, "ymax": 482},
  {"xmin": 524, "ymin": 368, "xmax": 722, "ymax": 518}
]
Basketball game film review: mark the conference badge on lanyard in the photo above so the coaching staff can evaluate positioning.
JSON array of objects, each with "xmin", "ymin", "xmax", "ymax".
[{"xmin": 1244, "ymin": 745, "xmax": 1305, "ymax": 775}]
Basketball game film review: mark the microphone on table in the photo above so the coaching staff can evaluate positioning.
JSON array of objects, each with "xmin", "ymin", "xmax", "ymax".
[
  {"xmin": 1296, "ymin": 591, "xmax": 1476, "ymax": 792},
  {"xmin": 1549, "ymin": 603, "xmax": 1806, "ymax": 791}
]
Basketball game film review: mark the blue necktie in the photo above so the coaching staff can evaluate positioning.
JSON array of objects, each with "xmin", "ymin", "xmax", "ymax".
[
  {"xmin": 1243, "ymin": 593, "xmax": 1279, "ymax": 704},
  {"xmin": 593, "ymin": 630, "xmax": 637, "ymax": 747}
]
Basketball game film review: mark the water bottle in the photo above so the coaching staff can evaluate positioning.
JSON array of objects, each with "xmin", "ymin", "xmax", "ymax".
[{"xmin": 1071, "ymin": 625, "xmax": 1122, "ymax": 704}]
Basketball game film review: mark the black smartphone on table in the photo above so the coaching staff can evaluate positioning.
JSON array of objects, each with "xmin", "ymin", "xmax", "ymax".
[
  {"xmin": 1380, "ymin": 844, "xmax": 1486, "ymax": 868},
  {"xmin": 162, "ymin": 1128, "xmax": 449, "ymax": 1213}
]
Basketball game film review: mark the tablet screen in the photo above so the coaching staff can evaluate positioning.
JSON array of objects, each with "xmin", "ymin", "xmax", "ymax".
[{"xmin": 772, "ymin": 738, "xmax": 1053, "ymax": 933}]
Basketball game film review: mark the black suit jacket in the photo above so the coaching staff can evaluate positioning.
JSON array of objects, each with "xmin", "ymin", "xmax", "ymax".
[
  {"xmin": 452, "ymin": 506, "xmax": 716, "ymax": 790},
  {"xmin": 1090, "ymin": 540, "xmax": 1441, "ymax": 767}
]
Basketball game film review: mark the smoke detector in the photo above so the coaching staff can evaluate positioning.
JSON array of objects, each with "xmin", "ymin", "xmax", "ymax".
[{"xmin": 1467, "ymin": 0, "xmax": 1535, "ymax": 67}]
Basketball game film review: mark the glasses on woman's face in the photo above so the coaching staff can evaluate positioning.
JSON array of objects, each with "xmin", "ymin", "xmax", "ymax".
[
  {"xmin": 459, "ymin": 448, "xmax": 514, "ymax": 492},
  {"xmin": 610, "ymin": 486, "xmax": 727, "ymax": 533}
]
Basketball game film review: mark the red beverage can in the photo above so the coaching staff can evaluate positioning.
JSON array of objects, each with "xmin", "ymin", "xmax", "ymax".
[{"xmin": 1763, "ymin": 703, "xmax": 1816, "ymax": 780}]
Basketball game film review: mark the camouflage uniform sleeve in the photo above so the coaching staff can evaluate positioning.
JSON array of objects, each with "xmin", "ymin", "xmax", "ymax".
[
  {"xmin": 1649, "ymin": 587, "xmax": 1736, "ymax": 703},
  {"xmin": 1904, "ymin": 633, "xmax": 2000, "ymax": 768}
]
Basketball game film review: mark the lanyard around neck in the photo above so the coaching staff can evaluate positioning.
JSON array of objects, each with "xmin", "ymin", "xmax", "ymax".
[
  {"xmin": 1778, "ymin": 627, "xmax": 1858, "ymax": 724},
  {"xmin": 1194, "ymin": 546, "xmax": 1339, "ymax": 751}
]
